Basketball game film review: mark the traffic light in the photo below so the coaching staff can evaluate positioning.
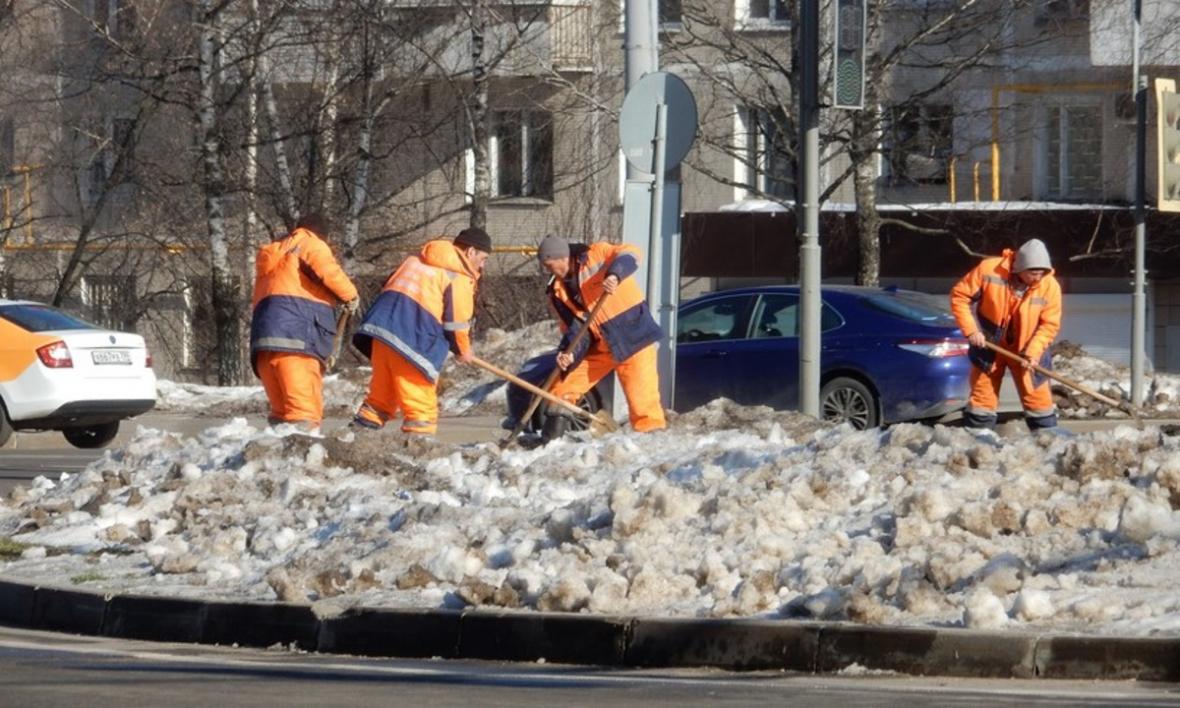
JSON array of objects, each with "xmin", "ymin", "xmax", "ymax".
[
  {"xmin": 833, "ymin": 0, "xmax": 866, "ymax": 110},
  {"xmin": 1156, "ymin": 78, "xmax": 1180, "ymax": 212}
]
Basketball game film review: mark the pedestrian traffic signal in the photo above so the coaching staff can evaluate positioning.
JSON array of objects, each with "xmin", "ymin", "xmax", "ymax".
[
  {"xmin": 833, "ymin": 0, "xmax": 866, "ymax": 110},
  {"xmin": 1156, "ymin": 78, "xmax": 1180, "ymax": 212}
]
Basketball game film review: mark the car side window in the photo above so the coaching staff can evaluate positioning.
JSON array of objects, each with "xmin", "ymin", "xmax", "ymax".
[
  {"xmin": 677, "ymin": 295, "xmax": 751, "ymax": 343},
  {"xmin": 821, "ymin": 302, "xmax": 845, "ymax": 332},
  {"xmin": 751, "ymin": 294, "xmax": 799, "ymax": 338}
]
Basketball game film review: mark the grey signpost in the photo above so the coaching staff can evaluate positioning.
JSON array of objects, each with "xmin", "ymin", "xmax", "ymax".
[{"xmin": 619, "ymin": 71, "xmax": 698, "ymax": 411}]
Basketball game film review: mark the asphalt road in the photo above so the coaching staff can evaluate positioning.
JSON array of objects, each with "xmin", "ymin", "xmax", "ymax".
[{"xmin": 1, "ymin": 626, "xmax": 1177, "ymax": 707}]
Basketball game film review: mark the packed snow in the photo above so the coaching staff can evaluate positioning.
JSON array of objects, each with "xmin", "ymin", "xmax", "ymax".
[{"xmin": 4, "ymin": 332, "xmax": 1180, "ymax": 637}]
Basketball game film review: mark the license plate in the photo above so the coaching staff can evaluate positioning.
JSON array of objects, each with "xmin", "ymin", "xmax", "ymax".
[{"xmin": 92, "ymin": 349, "xmax": 132, "ymax": 365}]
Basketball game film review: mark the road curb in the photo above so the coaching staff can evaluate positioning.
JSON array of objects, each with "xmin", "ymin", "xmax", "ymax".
[
  {"xmin": 816, "ymin": 624, "xmax": 1038, "ymax": 678},
  {"xmin": 627, "ymin": 617, "xmax": 819, "ymax": 671},
  {"xmin": 458, "ymin": 610, "xmax": 630, "ymax": 665},
  {"xmin": 2, "ymin": 577, "xmax": 1180, "ymax": 680},
  {"xmin": 317, "ymin": 607, "xmax": 462, "ymax": 659}
]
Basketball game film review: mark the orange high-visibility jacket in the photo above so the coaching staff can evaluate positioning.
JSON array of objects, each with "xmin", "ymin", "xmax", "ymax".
[
  {"xmin": 547, "ymin": 242, "xmax": 662, "ymax": 365},
  {"xmin": 250, "ymin": 227, "xmax": 358, "ymax": 374},
  {"xmin": 352, "ymin": 240, "xmax": 480, "ymax": 382},
  {"xmin": 950, "ymin": 248, "xmax": 1062, "ymax": 372}
]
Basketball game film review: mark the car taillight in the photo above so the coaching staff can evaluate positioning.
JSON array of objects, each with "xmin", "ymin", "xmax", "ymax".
[
  {"xmin": 145, "ymin": 348, "xmax": 153, "ymax": 368},
  {"xmin": 898, "ymin": 338, "xmax": 969, "ymax": 358},
  {"xmin": 36, "ymin": 341, "xmax": 73, "ymax": 368}
]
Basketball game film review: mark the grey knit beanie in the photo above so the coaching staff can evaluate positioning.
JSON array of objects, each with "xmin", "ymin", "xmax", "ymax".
[
  {"xmin": 1013, "ymin": 238, "xmax": 1052, "ymax": 272},
  {"xmin": 537, "ymin": 235, "xmax": 570, "ymax": 263}
]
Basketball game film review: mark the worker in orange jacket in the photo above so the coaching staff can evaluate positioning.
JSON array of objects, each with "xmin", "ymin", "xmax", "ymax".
[
  {"xmin": 351, "ymin": 228, "xmax": 491, "ymax": 435},
  {"xmin": 950, "ymin": 238, "xmax": 1062, "ymax": 431},
  {"xmin": 536, "ymin": 235, "xmax": 666, "ymax": 440},
  {"xmin": 250, "ymin": 213, "xmax": 359, "ymax": 431}
]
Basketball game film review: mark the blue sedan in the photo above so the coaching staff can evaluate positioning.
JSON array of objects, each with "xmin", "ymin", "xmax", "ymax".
[{"xmin": 506, "ymin": 285, "xmax": 970, "ymax": 432}]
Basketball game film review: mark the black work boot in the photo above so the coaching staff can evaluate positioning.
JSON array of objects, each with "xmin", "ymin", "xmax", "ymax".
[
  {"xmin": 962, "ymin": 409, "xmax": 998, "ymax": 430},
  {"xmin": 1025, "ymin": 412, "xmax": 1058, "ymax": 431},
  {"xmin": 541, "ymin": 413, "xmax": 573, "ymax": 442}
]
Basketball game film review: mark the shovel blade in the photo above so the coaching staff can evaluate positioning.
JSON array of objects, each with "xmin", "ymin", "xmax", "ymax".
[{"xmin": 589, "ymin": 411, "xmax": 619, "ymax": 435}]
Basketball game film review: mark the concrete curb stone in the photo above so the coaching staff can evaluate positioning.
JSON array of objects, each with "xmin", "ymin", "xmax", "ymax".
[
  {"xmin": 1035, "ymin": 635, "xmax": 1180, "ymax": 681},
  {"xmin": 627, "ymin": 617, "xmax": 819, "ymax": 671},
  {"xmin": 203, "ymin": 600, "xmax": 320, "ymax": 650},
  {"xmin": 32, "ymin": 585, "xmax": 108, "ymax": 635},
  {"xmin": 317, "ymin": 607, "xmax": 462, "ymax": 659},
  {"xmin": 458, "ymin": 610, "xmax": 630, "ymax": 665},
  {"xmin": 0, "ymin": 579, "xmax": 35, "ymax": 626},
  {"xmin": 104, "ymin": 594, "xmax": 207, "ymax": 643},
  {"xmin": 3, "ymin": 577, "xmax": 1180, "ymax": 681},
  {"xmin": 816, "ymin": 624, "xmax": 1038, "ymax": 678}
]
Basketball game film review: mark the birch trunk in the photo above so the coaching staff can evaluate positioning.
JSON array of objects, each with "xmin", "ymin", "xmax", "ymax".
[
  {"xmin": 469, "ymin": 0, "xmax": 489, "ymax": 230},
  {"xmin": 198, "ymin": 0, "xmax": 242, "ymax": 385}
]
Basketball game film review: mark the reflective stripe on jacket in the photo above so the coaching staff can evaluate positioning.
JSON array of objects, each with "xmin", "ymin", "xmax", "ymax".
[
  {"xmin": 352, "ymin": 239, "xmax": 480, "ymax": 382},
  {"xmin": 950, "ymin": 248, "xmax": 1062, "ymax": 373},
  {"xmin": 547, "ymin": 242, "xmax": 662, "ymax": 365},
  {"xmin": 250, "ymin": 227, "xmax": 358, "ymax": 373}
]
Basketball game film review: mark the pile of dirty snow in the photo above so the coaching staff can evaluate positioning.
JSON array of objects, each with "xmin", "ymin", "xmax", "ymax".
[
  {"xmin": 1051, "ymin": 340, "xmax": 1180, "ymax": 419},
  {"xmin": 3, "ymin": 401, "xmax": 1180, "ymax": 636}
]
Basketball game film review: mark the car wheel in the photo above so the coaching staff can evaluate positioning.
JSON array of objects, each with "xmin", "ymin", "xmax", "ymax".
[
  {"xmin": 820, "ymin": 377, "xmax": 879, "ymax": 430},
  {"xmin": 62, "ymin": 421, "xmax": 120, "ymax": 449},
  {"xmin": 0, "ymin": 401, "xmax": 12, "ymax": 448},
  {"xmin": 534, "ymin": 389, "xmax": 602, "ymax": 433}
]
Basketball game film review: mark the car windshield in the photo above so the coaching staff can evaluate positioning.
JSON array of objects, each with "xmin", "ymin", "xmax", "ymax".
[
  {"xmin": 0, "ymin": 304, "xmax": 98, "ymax": 332},
  {"xmin": 859, "ymin": 290, "xmax": 957, "ymax": 325}
]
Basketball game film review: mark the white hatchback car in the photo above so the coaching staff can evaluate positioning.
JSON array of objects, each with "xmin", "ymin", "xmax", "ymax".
[{"xmin": 0, "ymin": 299, "xmax": 157, "ymax": 449}]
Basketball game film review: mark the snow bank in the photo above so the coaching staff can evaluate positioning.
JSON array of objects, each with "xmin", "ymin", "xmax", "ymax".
[{"xmin": 4, "ymin": 401, "xmax": 1180, "ymax": 636}]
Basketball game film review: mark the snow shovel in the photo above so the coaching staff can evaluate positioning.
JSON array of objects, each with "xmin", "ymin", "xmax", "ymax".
[
  {"xmin": 325, "ymin": 310, "xmax": 352, "ymax": 372},
  {"xmin": 469, "ymin": 355, "xmax": 619, "ymax": 436},
  {"xmin": 500, "ymin": 295, "xmax": 610, "ymax": 447},
  {"xmin": 982, "ymin": 340, "xmax": 1145, "ymax": 429}
]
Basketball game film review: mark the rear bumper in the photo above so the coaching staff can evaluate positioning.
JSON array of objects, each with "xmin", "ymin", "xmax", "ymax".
[
  {"xmin": 13, "ymin": 399, "xmax": 156, "ymax": 431},
  {"xmin": 880, "ymin": 361, "xmax": 970, "ymax": 424}
]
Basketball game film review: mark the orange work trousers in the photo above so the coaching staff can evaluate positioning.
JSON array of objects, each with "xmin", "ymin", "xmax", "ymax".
[
  {"xmin": 966, "ymin": 359, "xmax": 1055, "ymax": 418},
  {"xmin": 256, "ymin": 350, "xmax": 324, "ymax": 425},
  {"xmin": 357, "ymin": 340, "xmax": 439, "ymax": 434},
  {"xmin": 551, "ymin": 341, "xmax": 666, "ymax": 432}
]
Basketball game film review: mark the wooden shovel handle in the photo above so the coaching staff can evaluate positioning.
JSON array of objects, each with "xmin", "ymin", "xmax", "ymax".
[
  {"xmin": 470, "ymin": 355, "xmax": 600, "ymax": 424},
  {"xmin": 513, "ymin": 296, "xmax": 610, "ymax": 434},
  {"xmin": 325, "ymin": 310, "xmax": 352, "ymax": 371},
  {"xmin": 982, "ymin": 340, "xmax": 1127, "ymax": 410}
]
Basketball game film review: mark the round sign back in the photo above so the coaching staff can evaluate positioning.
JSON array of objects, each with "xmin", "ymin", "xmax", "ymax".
[{"xmin": 619, "ymin": 71, "xmax": 698, "ymax": 174}]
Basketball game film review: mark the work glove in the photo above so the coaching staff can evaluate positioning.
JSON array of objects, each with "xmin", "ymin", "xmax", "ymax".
[{"xmin": 344, "ymin": 297, "xmax": 361, "ymax": 315}]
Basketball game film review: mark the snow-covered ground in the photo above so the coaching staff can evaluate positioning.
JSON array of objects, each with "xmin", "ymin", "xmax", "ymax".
[{"xmin": 4, "ymin": 333, "xmax": 1180, "ymax": 637}]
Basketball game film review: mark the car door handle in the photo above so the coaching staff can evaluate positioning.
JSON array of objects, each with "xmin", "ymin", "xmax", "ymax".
[{"xmin": 703, "ymin": 350, "xmax": 728, "ymax": 359}]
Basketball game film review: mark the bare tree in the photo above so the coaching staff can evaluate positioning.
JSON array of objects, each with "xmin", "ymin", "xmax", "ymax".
[{"xmin": 674, "ymin": 0, "xmax": 1024, "ymax": 285}]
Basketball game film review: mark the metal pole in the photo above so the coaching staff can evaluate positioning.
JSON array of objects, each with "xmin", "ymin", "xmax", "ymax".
[
  {"xmin": 647, "ymin": 103, "xmax": 675, "ymax": 407},
  {"xmin": 1132, "ymin": 0, "xmax": 1147, "ymax": 406},
  {"xmin": 624, "ymin": 0, "xmax": 658, "ymax": 178},
  {"xmin": 798, "ymin": 0, "xmax": 821, "ymax": 419}
]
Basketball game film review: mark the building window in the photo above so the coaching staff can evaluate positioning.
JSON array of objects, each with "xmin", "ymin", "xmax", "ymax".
[
  {"xmin": 491, "ymin": 110, "xmax": 553, "ymax": 199},
  {"xmin": 83, "ymin": 117, "xmax": 134, "ymax": 205},
  {"xmin": 735, "ymin": 106, "xmax": 794, "ymax": 200},
  {"xmin": 659, "ymin": 0, "xmax": 682, "ymax": 26},
  {"xmin": 1035, "ymin": 0, "xmax": 1089, "ymax": 25},
  {"xmin": 881, "ymin": 104, "xmax": 953, "ymax": 186},
  {"xmin": 0, "ymin": 116, "xmax": 13, "ymax": 177},
  {"xmin": 737, "ymin": 0, "xmax": 789, "ymax": 26},
  {"xmin": 82, "ymin": 274, "xmax": 137, "ymax": 331},
  {"xmin": 1040, "ymin": 104, "xmax": 1102, "ymax": 200}
]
